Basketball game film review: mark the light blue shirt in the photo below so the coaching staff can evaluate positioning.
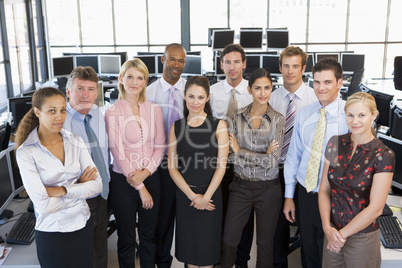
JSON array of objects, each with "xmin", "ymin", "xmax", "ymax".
[
  {"xmin": 64, "ymin": 103, "xmax": 110, "ymax": 184},
  {"xmin": 284, "ymin": 98, "xmax": 349, "ymax": 198},
  {"xmin": 146, "ymin": 77, "xmax": 186, "ymax": 152}
]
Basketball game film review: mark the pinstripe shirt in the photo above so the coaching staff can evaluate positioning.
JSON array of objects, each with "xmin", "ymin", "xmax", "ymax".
[{"xmin": 230, "ymin": 103, "xmax": 285, "ymax": 181}]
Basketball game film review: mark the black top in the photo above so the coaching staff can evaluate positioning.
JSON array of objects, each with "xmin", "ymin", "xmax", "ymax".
[{"xmin": 325, "ymin": 133, "xmax": 395, "ymax": 233}]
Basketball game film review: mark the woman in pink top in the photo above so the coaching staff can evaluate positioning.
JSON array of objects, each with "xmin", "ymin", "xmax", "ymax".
[{"xmin": 105, "ymin": 58, "xmax": 165, "ymax": 267}]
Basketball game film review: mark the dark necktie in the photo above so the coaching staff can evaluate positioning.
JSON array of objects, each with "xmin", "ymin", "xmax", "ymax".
[{"xmin": 84, "ymin": 114, "xmax": 109, "ymax": 199}]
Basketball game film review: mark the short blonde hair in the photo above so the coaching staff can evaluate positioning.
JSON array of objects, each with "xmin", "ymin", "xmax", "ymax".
[{"xmin": 118, "ymin": 58, "xmax": 149, "ymax": 102}]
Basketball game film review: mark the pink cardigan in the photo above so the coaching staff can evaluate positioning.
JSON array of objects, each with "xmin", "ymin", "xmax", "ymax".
[{"xmin": 105, "ymin": 100, "xmax": 165, "ymax": 188}]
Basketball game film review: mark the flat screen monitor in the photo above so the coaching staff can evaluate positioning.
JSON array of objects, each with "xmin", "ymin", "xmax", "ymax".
[
  {"xmin": 315, "ymin": 53, "xmax": 340, "ymax": 63},
  {"xmin": 244, "ymin": 55, "xmax": 261, "ymax": 74},
  {"xmin": 63, "ymin": 52, "xmax": 127, "ymax": 66},
  {"xmin": 8, "ymin": 96, "xmax": 33, "ymax": 133},
  {"xmin": 369, "ymin": 90, "xmax": 394, "ymax": 127},
  {"xmin": 266, "ymin": 29, "xmax": 289, "ymax": 50},
  {"xmin": 98, "ymin": 55, "xmax": 121, "ymax": 77},
  {"xmin": 341, "ymin": 53, "xmax": 365, "ymax": 74},
  {"xmin": 136, "ymin": 55, "xmax": 157, "ymax": 75},
  {"xmin": 52, "ymin": 56, "xmax": 75, "ymax": 78},
  {"xmin": 262, "ymin": 55, "xmax": 281, "ymax": 76},
  {"xmin": 377, "ymin": 133, "xmax": 402, "ymax": 192},
  {"xmin": 208, "ymin": 28, "xmax": 229, "ymax": 47},
  {"xmin": 240, "ymin": 28, "xmax": 263, "ymax": 50},
  {"xmin": 7, "ymin": 146, "xmax": 24, "ymax": 195},
  {"xmin": 0, "ymin": 150, "xmax": 14, "ymax": 217},
  {"xmin": 212, "ymin": 29, "xmax": 235, "ymax": 50},
  {"xmin": 305, "ymin": 53, "xmax": 315, "ymax": 73},
  {"xmin": 75, "ymin": 55, "xmax": 99, "ymax": 73},
  {"xmin": 182, "ymin": 55, "xmax": 202, "ymax": 76},
  {"xmin": 214, "ymin": 56, "xmax": 224, "ymax": 76}
]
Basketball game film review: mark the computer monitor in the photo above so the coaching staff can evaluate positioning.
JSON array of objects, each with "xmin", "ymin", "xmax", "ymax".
[
  {"xmin": 377, "ymin": 133, "xmax": 402, "ymax": 193},
  {"xmin": 369, "ymin": 90, "xmax": 394, "ymax": 127},
  {"xmin": 266, "ymin": 29, "xmax": 289, "ymax": 50},
  {"xmin": 63, "ymin": 52, "xmax": 128, "ymax": 67},
  {"xmin": 244, "ymin": 55, "xmax": 261, "ymax": 75},
  {"xmin": 8, "ymin": 96, "xmax": 33, "ymax": 133},
  {"xmin": 208, "ymin": 28, "xmax": 229, "ymax": 47},
  {"xmin": 182, "ymin": 55, "xmax": 202, "ymax": 76},
  {"xmin": 212, "ymin": 29, "xmax": 235, "ymax": 50},
  {"xmin": 98, "ymin": 55, "xmax": 121, "ymax": 77},
  {"xmin": 214, "ymin": 56, "xmax": 224, "ymax": 76},
  {"xmin": 6, "ymin": 146, "xmax": 24, "ymax": 195},
  {"xmin": 240, "ymin": 28, "xmax": 263, "ymax": 50},
  {"xmin": 136, "ymin": 55, "xmax": 157, "ymax": 75},
  {"xmin": 341, "ymin": 53, "xmax": 365, "ymax": 74},
  {"xmin": 261, "ymin": 55, "xmax": 281, "ymax": 76},
  {"xmin": 315, "ymin": 52, "xmax": 340, "ymax": 63},
  {"xmin": 0, "ymin": 149, "xmax": 14, "ymax": 219},
  {"xmin": 75, "ymin": 55, "xmax": 99, "ymax": 73},
  {"xmin": 305, "ymin": 53, "xmax": 315, "ymax": 73},
  {"xmin": 52, "ymin": 56, "xmax": 75, "ymax": 78}
]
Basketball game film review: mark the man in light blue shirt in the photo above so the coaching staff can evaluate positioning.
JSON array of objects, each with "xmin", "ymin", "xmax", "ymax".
[
  {"xmin": 283, "ymin": 58, "xmax": 349, "ymax": 268},
  {"xmin": 63, "ymin": 66, "xmax": 110, "ymax": 268}
]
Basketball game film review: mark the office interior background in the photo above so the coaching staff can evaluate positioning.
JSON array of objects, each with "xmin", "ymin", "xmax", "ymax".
[{"xmin": 1, "ymin": 0, "xmax": 402, "ymax": 114}]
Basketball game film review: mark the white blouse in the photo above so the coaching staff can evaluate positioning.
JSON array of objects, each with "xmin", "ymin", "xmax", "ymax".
[{"xmin": 17, "ymin": 127, "xmax": 102, "ymax": 232}]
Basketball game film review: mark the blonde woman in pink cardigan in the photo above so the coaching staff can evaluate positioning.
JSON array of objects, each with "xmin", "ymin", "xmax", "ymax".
[{"xmin": 105, "ymin": 58, "xmax": 165, "ymax": 268}]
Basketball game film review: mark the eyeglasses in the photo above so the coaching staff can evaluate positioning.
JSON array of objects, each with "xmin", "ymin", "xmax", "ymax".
[{"xmin": 167, "ymin": 57, "xmax": 186, "ymax": 65}]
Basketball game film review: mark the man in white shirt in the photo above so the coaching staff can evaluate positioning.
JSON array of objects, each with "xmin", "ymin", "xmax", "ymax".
[
  {"xmin": 269, "ymin": 46, "xmax": 317, "ymax": 268},
  {"xmin": 210, "ymin": 44, "xmax": 253, "ymax": 268},
  {"xmin": 63, "ymin": 66, "xmax": 110, "ymax": 268},
  {"xmin": 146, "ymin": 43, "xmax": 187, "ymax": 268}
]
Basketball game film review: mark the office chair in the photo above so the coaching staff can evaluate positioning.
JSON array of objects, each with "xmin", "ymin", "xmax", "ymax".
[
  {"xmin": 340, "ymin": 68, "xmax": 365, "ymax": 100},
  {"xmin": 394, "ymin": 56, "xmax": 402, "ymax": 90}
]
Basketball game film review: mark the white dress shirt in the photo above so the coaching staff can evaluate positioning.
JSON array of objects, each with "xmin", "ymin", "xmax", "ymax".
[
  {"xmin": 210, "ymin": 79, "xmax": 253, "ymax": 120},
  {"xmin": 17, "ymin": 128, "xmax": 102, "ymax": 232},
  {"xmin": 269, "ymin": 83, "xmax": 318, "ymax": 118},
  {"xmin": 146, "ymin": 77, "xmax": 186, "ymax": 146}
]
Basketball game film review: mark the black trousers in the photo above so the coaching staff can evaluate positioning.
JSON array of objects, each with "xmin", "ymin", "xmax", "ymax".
[
  {"xmin": 36, "ymin": 220, "xmax": 94, "ymax": 268},
  {"xmin": 297, "ymin": 183, "xmax": 324, "ymax": 268},
  {"xmin": 221, "ymin": 177, "xmax": 282, "ymax": 268},
  {"xmin": 86, "ymin": 194, "xmax": 110, "ymax": 268},
  {"xmin": 221, "ymin": 164, "xmax": 254, "ymax": 266},
  {"xmin": 110, "ymin": 170, "xmax": 161, "ymax": 268},
  {"xmin": 273, "ymin": 167, "xmax": 290, "ymax": 268},
  {"xmin": 155, "ymin": 157, "xmax": 177, "ymax": 268}
]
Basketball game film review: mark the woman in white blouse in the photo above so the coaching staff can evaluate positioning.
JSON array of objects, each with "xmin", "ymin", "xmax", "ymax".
[{"xmin": 15, "ymin": 87, "xmax": 102, "ymax": 268}]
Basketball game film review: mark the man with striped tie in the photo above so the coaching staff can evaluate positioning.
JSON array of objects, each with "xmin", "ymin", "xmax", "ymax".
[{"xmin": 269, "ymin": 46, "xmax": 317, "ymax": 268}]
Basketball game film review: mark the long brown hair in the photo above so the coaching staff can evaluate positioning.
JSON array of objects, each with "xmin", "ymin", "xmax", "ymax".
[
  {"xmin": 183, "ymin": 76, "xmax": 212, "ymax": 117},
  {"xmin": 15, "ymin": 87, "xmax": 66, "ymax": 149}
]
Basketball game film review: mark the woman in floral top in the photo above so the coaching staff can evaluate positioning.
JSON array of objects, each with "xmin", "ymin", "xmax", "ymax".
[{"xmin": 318, "ymin": 92, "xmax": 395, "ymax": 268}]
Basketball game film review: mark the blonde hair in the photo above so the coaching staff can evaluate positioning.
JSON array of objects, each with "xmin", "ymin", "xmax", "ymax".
[
  {"xmin": 345, "ymin": 92, "xmax": 378, "ymax": 135},
  {"xmin": 118, "ymin": 58, "xmax": 149, "ymax": 102},
  {"xmin": 15, "ymin": 87, "xmax": 66, "ymax": 149}
]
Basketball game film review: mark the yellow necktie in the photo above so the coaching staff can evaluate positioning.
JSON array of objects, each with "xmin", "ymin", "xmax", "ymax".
[{"xmin": 305, "ymin": 108, "xmax": 327, "ymax": 192}]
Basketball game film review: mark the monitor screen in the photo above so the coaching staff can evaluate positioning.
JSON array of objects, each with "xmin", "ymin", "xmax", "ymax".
[
  {"xmin": 262, "ymin": 55, "xmax": 281, "ymax": 75},
  {"xmin": 52, "ymin": 56, "xmax": 75, "ymax": 78},
  {"xmin": 136, "ymin": 55, "xmax": 157, "ymax": 75},
  {"xmin": 369, "ymin": 90, "xmax": 394, "ymax": 127},
  {"xmin": 315, "ymin": 53, "xmax": 340, "ymax": 63},
  {"xmin": 212, "ymin": 29, "xmax": 235, "ymax": 50},
  {"xmin": 182, "ymin": 55, "xmax": 202, "ymax": 76},
  {"xmin": 305, "ymin": 53, "xmax": 315, "ymax": 73},
  {"xmin": 341, "ymin": 53, "xmax": 365, "ymax": 74},
  {"xmin": 7, "ymin": 147, "xmax": 23, "ymax": 195},
  {"xmin": 244, "ymin": 55, "xmax": 261, "ymax": 74},
  {"xmin": 75, "ymin": 55, "xmax": 99, "ymax": 73},
  {"xmin": 0, "ymin": 150, "xmax": 14, "ymax": 216},
  {"xmin": 157, "ymin": 55, "xmax": 163, "ymax": 74},
  {"xmin": 98, "ymin": 55, "xmax": 121, "ymax": 77},
  {"xmin": 63, "ymin": 52, "xmax": 128, "ymax": 67},
  {"xmin": 8, "ymin": 96, "xmax": 33, "ymax": 133},
  {"xmin": 240, "ymin": 29, "xmax": 263, "ymax": 49},
  {"xmin": 377, "ymin": 133, "xmax": 402, "ymax": 191},
  {"xmin": 266, "ymin": 29, "xmax": 289, "ymax": 50},
  {"xmin": 214, "ymin": 56, "xmax": 224, "ymax": 76}
]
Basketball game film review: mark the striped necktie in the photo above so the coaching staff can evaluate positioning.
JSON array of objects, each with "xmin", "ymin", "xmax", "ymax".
[
  {"xmin": 305, "ymin": 108, "xmax": 327, "ymax": 192},
  {"xmin": 280, "ymin": 92, "xmax": 296, "ymax": 161}
]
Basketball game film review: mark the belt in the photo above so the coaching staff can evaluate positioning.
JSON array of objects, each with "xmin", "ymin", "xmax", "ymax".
[{"xmin": 233, "ymin": 175, "xmax": 279, "ymax": 187}]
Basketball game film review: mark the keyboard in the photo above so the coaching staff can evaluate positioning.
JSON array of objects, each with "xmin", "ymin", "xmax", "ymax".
[
  {"xmin": 378, "ymin": 215, "xmax": 402, "ymax": 248},
  {"xmin": 6, "ymin": 212, "xmax": 36, "ymax": 245}
]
